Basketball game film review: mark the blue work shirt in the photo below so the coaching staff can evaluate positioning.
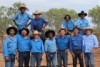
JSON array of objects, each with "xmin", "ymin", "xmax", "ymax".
[
  {"xmin": 83, "ymin": 34, "xmax": 98, "ymax": 53},
  {"xmin": 2, "ymin": 36, "xmax": 17, "ymax": 58},
  {"xmin": 70, "ymin": 34, "xmax": 84, "ymax": 53},
  {"xmin": 16, "ymin": 34, "xmax": 30, "ymax": 52},
  {"xmin": 76, "ymin": 18, "xmax": 89, "ymax": 29},
  {"xmin": 30, "ymin": 38, "xmax": 44, "ymax": 53},
  {"xmin": 56, "ymin": 35, "xmax": 69, "ymax": 50},
  {"xmin": 45, "ymin": 38, "xmax": 57, "ymax": 52},
  {"xmin": 12, "ymin": 11, "xmax": 32, "ymax": 30},
  {"xmin": 30, "ymin": 17, "xmax": 48, "ymax": 32},
  {"xmin": 61, "ymin": 19, "xmax": 74, "ymax": 31}
]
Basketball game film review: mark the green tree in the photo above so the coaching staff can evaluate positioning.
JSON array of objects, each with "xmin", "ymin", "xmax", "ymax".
[
  {"xmin": 42, "ymin": 8, "xmax": 78, "ymax": 31},
  {"xmin": 88, "ymin": 5, "xmax": 100, "ymax": 31}
]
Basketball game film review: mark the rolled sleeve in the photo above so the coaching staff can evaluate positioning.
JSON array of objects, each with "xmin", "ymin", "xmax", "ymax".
[{"xmin": 93, "ymin": 35, "xmax": 99, "ymax": 48}]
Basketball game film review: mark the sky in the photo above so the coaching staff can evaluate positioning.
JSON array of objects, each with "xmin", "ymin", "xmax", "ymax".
[{"xmin": 0, "ymin": 0, "xmax": 100, "ymax": 26}]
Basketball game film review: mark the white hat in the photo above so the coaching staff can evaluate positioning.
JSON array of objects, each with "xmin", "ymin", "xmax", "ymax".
[
  {"xmin": 33, "ymin": 10, "xmax": 41, "ymax": 15},
  {"xmin": 33, "ymin": 30, "xmax": 40, "ymax": 35},
  {"xmin": 85, "ymin": 27, "xmax": 93, "ymax": 32}
]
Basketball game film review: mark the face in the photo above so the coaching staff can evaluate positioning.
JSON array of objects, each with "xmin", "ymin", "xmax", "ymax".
[
  {"xmin": 73, "ymin": 29, "xmax": 79, "ymax": 35},
  {"xmin": 59, "ymin": 30, "xmax": 66, "ymax": 37},
  {"xmin": 85, "ymin": 30, "xmax": 91, "ymax": 35},
  {"xmin": 21, "ymin": 30, "xmax": 27, "ymax": 36},
  {"xmin": 65, "ymin": 15, "xmax": 70, "ymax": 21},
  {"xmin": 80, "ymin": 15, "xmax": 85, "ymax": 19},
  {"xmin": 20, "ymin": 8, "xmax": 26, "ymax": 13},
  {"xmin": 9, "ymin": 29, "xmax": 15, "ymax": 36},
  {"xmin": 48, "ymin": 33, "xmax": 53, "ymax": 38},
  {"xmin": 34, "ymin": 34, "xmax": 40, "ymax": 39},
  {"xmin": 34, "ymin": 14, "xmax": 40, "ymax": 18}
]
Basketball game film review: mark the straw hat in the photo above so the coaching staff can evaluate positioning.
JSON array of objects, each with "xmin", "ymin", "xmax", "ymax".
[
  {"xmin": 33, "ymin": 10, "xmax": 41, "ymax": 15},
  {"xmin": 33, "ymin": 30, "xmax": 41, "ymax": 35},
  {"xmin": 19, "ymin": 4, "xmax": 27, "ymax": 10},
  {"xmin": 85, "ymin": 27, "xmax": 93, "ymax": 32}
]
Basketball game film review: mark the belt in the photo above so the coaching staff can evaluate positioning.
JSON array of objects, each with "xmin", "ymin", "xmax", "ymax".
[
  {"xmin": 19, "ymin": 51, "xmax": 30, "ymax": 53},
  {"xmin": 47, "ymin": 52, "xmax": 56, "ymax": 54},
  {"xmin": 58, "ymin": 49, "xmax": 65, "ymax": 52}
]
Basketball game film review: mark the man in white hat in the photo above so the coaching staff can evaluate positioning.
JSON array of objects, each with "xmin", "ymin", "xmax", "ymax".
[
  {"xmin": 12, "ymin": 4, "xmax": 32, "ymax": 30},
  {"xmin": 30, "ymin": 10, "xmax": 48, "ymax": 43},
  {"xmin": 83, "ymin": 27, "xmax": 98, "ymax": 67},
  {"xmin": 75, "ymin": 11, "xmax": 89, "ymax": 35}
]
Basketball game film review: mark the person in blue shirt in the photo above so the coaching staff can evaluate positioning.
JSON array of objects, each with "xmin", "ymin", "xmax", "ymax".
[
  {"xmin": 83, "ymin": 27, "xmax": 98, "ymax": 67},
  {"xmin": 56, "ymin": 28, "xmax": 69, "ymax": 67},
  {"xmin": 61, "ymin": 14, "xmax": 74, "ymax": 35},
  {"xmin": 12, "ymin": 4, "xmax": 32, "ymax": 30},
  {"xmin": 70, "ymin": 27, "xmax": 84, "ymax": 67},
  {"xmin": 45, "ymin": 30, "xmax": 57, "ymax": 67},
  {"xmin": 30, "ymin": 10, "xmax": 48, "ymax": 43},
  {"xmin": 2, "ymin": 27, "xmax": 17, "ymax": 67},
  {"xmin": 30, "ymin": 30, "xmax": 44, "ymax": 67},
  {"xmin": 76, "ymin": 11, "xmax": 89, "ymax": 35},
  {"xmin": 17, "ymin": 28, "xmax": 30, "ymax": 67}
]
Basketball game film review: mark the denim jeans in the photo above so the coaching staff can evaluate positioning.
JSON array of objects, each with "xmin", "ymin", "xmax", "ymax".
[
  {"xmin": 31, "ymin": 53, "xmax": 42, "ymax": 67},
  {"xmin": 84, "ymin": 53, "xmax": 94, "ymax": 67},
  {"xmin": 18, "ymin": 52, "xmax": 30, "ymax": 67},
  {"xmin": 5, "ymin": 54, "xmax": 15, "ymax": 67},
  {"xmin": 57, "ymin": 50, "xmax": 68, "ymax": 67},
  {"xmin": 46, "ymin": 52, "xmax": 56, "ymax": 67}
]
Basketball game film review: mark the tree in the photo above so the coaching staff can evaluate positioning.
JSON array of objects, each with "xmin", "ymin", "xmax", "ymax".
[
  {"xmin": 42, "ymin": 8, "xmax": 78, "ymax": 31},
  {"xmin": 88, "ymin": 5, "xmax": 100, "ymax": 31}
]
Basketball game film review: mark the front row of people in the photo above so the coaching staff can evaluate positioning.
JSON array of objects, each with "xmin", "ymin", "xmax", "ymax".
[{"xmin": 2, "ymin": 26, "xmax": 98, "ymax": 67}]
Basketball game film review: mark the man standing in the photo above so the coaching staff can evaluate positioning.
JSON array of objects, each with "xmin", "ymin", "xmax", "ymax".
[
  {"xmin": 56, "ymin": 28, "xmax": 69, "ymax": 67},
  {"xmin": 17, "ymin": 28, "xmax": 30, "ymax": 67},
  {"xmin": 12, "ymin": 4, "xmax": 32, "ymax": 30},
  {"xmin": 30, "ymin": 10, "xmax": 48, "ymax": 43},
  {"xmin": 83, "ymin": 27, "xmax": 98, "ymax": 67},
  {"xmin": 76, "ymin": 11, "xmax": 89, "ymax": 35},
  {"xmin": 70, "ymin": 27, "xmax": 84, "ymax": 67}
]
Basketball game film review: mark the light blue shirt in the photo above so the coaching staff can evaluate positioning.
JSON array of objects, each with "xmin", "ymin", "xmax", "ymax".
[
  {"xmin": 16, "ymin": 35, "xmax": 30, "ymax": 52},
  {"xmin": 61, "ymin": 19, "xmax": 74, "ymax": 31},
  {"xmin": 30, "ymin": 38, "xmax": 44, "ymax": 53},
  {"xmin": 76, "ymin": 18, "xmax": 89, "ymax": 29},
  {"xmin": 2, "ymin": 36, "xmax": 17, "ymax": 58},
  {"xmin": 45, "ymin": 38, "xmax": 57, "ymax": 52},
  {"xmin": 12, "ymin": 11, "xmax": 32, "ymax": 30},
  {"xmin": 83, "ymin": 34, "xmax": 98, "ymax": 53}
]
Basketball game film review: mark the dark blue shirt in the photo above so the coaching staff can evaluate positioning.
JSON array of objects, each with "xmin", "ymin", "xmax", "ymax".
[
  {"xmin": 70, "ymin": 34, "xmax": 84, "ymax": 53},
  {"xmin": 30, "ymin": 17, "xmax": 48, "ymax": 32},
  {"xmin": 56, "ymin": 36, "xmax": 69, "ymax": 50}
]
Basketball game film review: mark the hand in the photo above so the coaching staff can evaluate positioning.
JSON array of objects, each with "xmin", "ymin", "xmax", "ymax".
[
  {"xmin": 15, "ymin": 55, "xmax": 18, "ymax": 61},
  {"xmin": 71, "ymin": 53, "xmax": 75, "ymax": 58},
  {"xmin": 80, "ymin": 53, "xmax": 84, "ymax": 59},
  {"xmin": 5, "ymin": 57, "xmax": 10, "ymax": 61},
  {"xmin": 65, "ymin": 49, "xmax": 69, "ymax": 54},
  {"xmin": 91, "ymin": 49, "xmax": 95, "ymax": 53}
]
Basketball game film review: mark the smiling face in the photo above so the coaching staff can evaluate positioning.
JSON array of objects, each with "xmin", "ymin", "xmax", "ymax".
[
  {"xmin": 20, "ymin": 7, "xmax": 26, "ymax": 13},
  {"xmin": 34, "ymin": 34, "xmax": 40, "ymax": 39},
  {"xmin": 80, "ymin": 14, "xmax": 85, "ymax": 19},
  {"xmin": 65, "ymin": 15, "xmax": 70, "ymax": 21},
  {"xmin": 59, "ymin": 30, "xmax": 66, "ymax": 37},
  {"xmin": 21, "ymin": 30, "xmax": 27, "ymax": 37},
  {"xmin": 85, "ymin": 30, "xmax": 92, "ymax": 35},
  {"xmin": 73, "ymin": 28, "xmax": 79, "ymax": 35},
  {"xmin": 34, "ymin": 14, "xmax": 41, "ymax": 18},
  {"xmin": 48, "ymin": 33, "xmax": 53, "ymax": 39},
  {"xmin": 9, "ymin": 29, "xmax": 15, "ymax": 36}
]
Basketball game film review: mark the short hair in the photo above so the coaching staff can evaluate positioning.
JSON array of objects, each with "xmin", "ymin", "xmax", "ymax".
[
  {"xmin": 64, "ymin": 14, "xmax": 71, "ymax": 20},
  {"xmin": 58, "ymin": 28, "xmax": 67, "ymax": 33},
  {"xmin": 73, "ymin": 26, "xmax": 79, "ymax": 30},
  {"xmin": 6, "ymin": 27, "xmax": 17, "ymax": 35}
]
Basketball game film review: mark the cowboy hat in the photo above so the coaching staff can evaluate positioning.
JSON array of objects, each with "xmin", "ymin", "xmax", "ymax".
[
  {"xmin": 33, "ymin": 30, "xmax": 41, "ymax": 35},
  {"xmin": 19, "ymin": 4, "xmax": 27, "ymax": 10},
  {"xmin": 33, "ymin": 10, "xmax": 41, "ymax": 15},
  {"xmin": 45, "ymin": 30, "xmax": 55, "ymax": 38},
  {"xmin": 6, "ymin": 27, "xmax": 17, "ymax": 35},
  {"xmin": 19, "ymin": 28, "xmax": 29, "ymax": 35},
  {"xmin": 85, "ymin": 27, "xmax": 93, "ymax": 32},
  {"xmin": 78, "ymin": 11, "xmax": 87, "ymax": 17}
]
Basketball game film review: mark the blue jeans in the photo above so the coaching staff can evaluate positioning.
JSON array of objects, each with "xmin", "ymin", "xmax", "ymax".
[
  {"xmin": 31, "ymin": 53, "xmax": 42, "ymax": 67},
  {"xmin": 84, "ymin": 53, "xmax": 94, "ymax": 67},
  {"xmin": 57, "ymin": 50, "xmax": 68, "ymax": 67},
  {"xmin": 5, "ymin": 54, "xmax": 15, "ymax": 67},
  {"xmin": 46, "ymin": 52, "xmax": 56, "ymax": 67}
]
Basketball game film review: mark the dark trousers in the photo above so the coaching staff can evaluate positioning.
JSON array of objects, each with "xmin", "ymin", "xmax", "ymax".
[
  {"xmin": 18, "ymin": 52, "xmax": 30, "ymax": 67},
  {"xmin": 57, "ymin": 50, "xmax": 68, "ymax": 67}
]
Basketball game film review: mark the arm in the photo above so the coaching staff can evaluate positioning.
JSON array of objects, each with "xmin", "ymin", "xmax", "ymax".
[
  {"xmin": 12, "ymin": 13, "xmax": 18, "ymax": 26},
  {"xmin": 26, "ymin": 14, "xmax": 33, "ymax": 27},
  {"xmin": 69, "ymin": 38, "xmax": 73, "ymax": 53},
  {"xmin": 93, "ymin": 35, "xmax": 99, "ymax": 48}
]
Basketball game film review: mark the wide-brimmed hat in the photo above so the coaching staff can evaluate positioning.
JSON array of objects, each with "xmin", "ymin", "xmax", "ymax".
[
  {"xmin": 33, "ymin": 10, "xmax": 42, "ymax": 15},
  {"xmin": 45, "ymin": 30, "xmax": 55, "ymax": 38},
  {"xmin": 6, "ymin": 27, "xmax": 17, "ymax": 35},
  {"xmin": 19, "ymin": 28, "xmax": 29, "ymax": 35},
  {"xmin": 85, "ymin": 27, "xmax": 93, "ymax": 32},
  {"xmin": 33, "ymin": 30, "xmax": 41, "ymax": 35},
  {"xmin": 78, "ymin": 11, "xmax": 87, "ymax": 17},
  {"xmin": 19, "ymin": 4, "xmax": 27, "ymax": 10}
]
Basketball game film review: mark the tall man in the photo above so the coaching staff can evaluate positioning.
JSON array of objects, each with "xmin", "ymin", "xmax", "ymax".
[
  {"xmin": 17, "ymin": 28, "xmax": 30, "ymax": 67},
  {"xmin": 76, "ymin": 11, "xmax": 89, "ymax": 35},
  {"xmin": 12, "ymin": 4, "xmax": 32, "ymax": 30},
  {"xmin": 30, "ymin": 10, "xmax": 48, "ymax": 43},
  {"xmin": 56, "ymin": 28, "xmax": 69, "ymax": 67},
  {"xmin": 83, "ymin": 27, "xmax": 98, "ymax": 67},
  {"xmin": 70, "ymin": 27, "xmax": 84, "ymax": 67}
]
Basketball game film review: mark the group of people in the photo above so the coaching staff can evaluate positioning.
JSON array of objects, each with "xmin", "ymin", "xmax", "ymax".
[{"xmin": 2, "ymin": 4, "xmax": 99, "ymax": 67}]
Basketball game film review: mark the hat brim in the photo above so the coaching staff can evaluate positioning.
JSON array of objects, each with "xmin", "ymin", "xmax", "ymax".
[
  {"xmin": 78, "ymin": 13, "xmax": 87, "ymax": 17},
  {"xmin": 85, "ymin": 29, "xmax": 93, "ymax": 32},
  {"xmin": 19, "ymin": 7, "xmax": 27, "ymax": 10},
  {"xmin": 19, "ymin": 28, "xmax": 29, "ymax": 35},
  {"xmin": 33, "ymin": 13, "xmax": 42, "ymax": 15},
  {"xmin": 6, "ymin": 27, "xmax": 17, "ymax": 35}
]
